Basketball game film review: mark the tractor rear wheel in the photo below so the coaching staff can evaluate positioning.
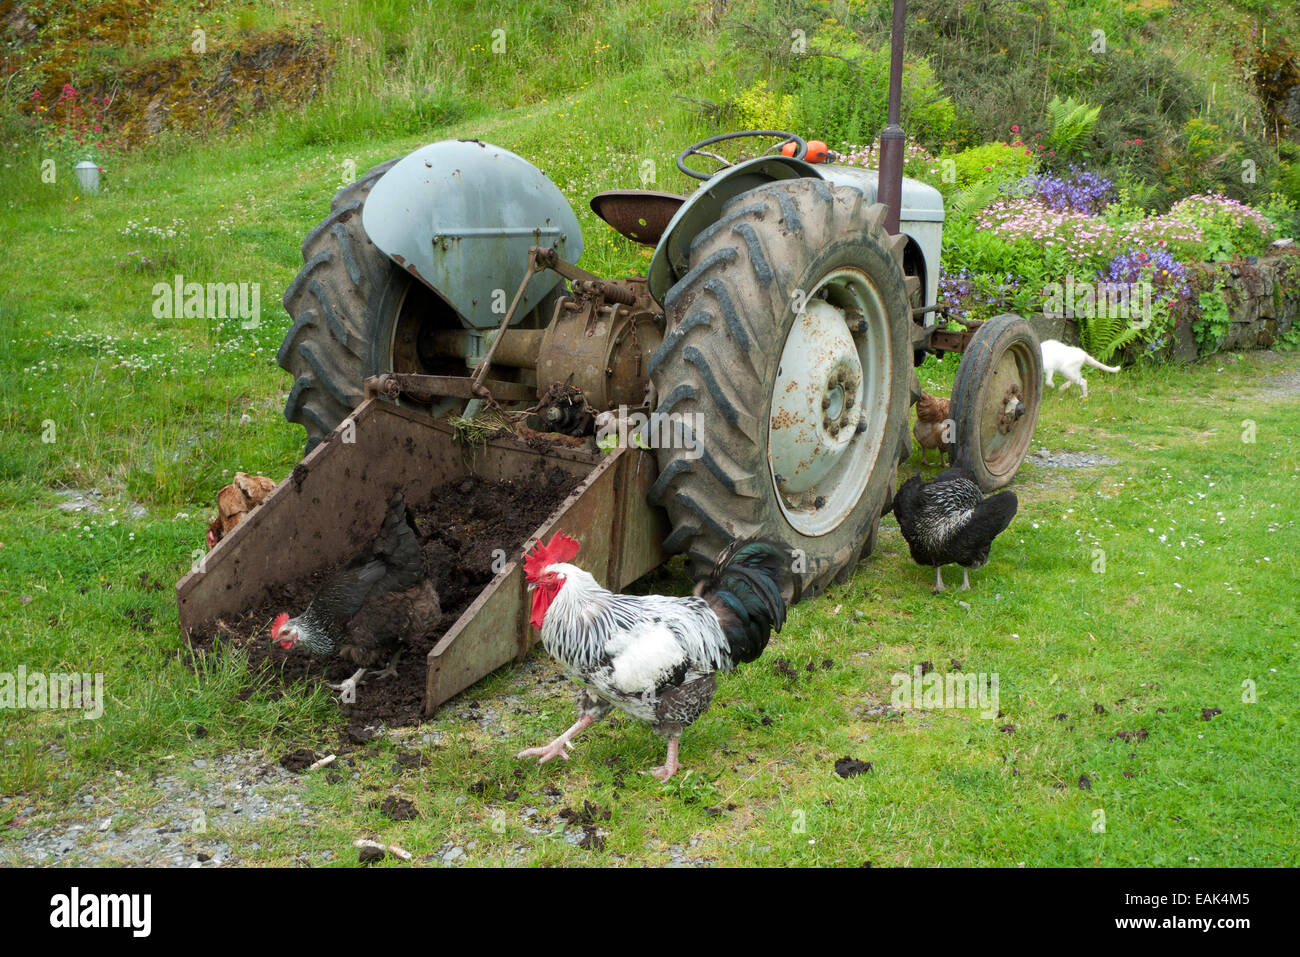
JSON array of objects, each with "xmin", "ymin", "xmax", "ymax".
[
  {"xmin": 649, "ymin": 179, "xmax": 912, "ymax": 596},
  {"xmin": 279, "ymin": 159, "xmax": 405, "ymax": 451},
  {"xmin": 278, "ymin": 159, "xmax": 481, "ymax": 452}
]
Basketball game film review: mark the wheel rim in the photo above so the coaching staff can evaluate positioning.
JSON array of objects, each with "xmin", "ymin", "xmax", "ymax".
[
  {"xmin": 976, "ymin": 339, "xmax": 1039, "ymax": 481},
  {"xmin": 389, "ymin": 281, "xmax": 425, "ymax": 373},
  {"xmin": 386, "ymin": 279, "xmax": 469, "ymax": 419},
  {"xmin": 767, "ymin": 268, "xmax": 891, "ymax": 536}
]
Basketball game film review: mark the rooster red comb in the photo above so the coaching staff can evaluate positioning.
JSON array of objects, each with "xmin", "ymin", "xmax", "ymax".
[
  {"xmin": 524, "ymin": 532, "xmax": 580, "ymax": 582},
  {"xmin": 272, "ymin": 612, "xmax": 289, "ymax": 636}
]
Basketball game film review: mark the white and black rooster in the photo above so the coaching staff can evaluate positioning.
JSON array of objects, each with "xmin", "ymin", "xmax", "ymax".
[{"xmin": 517, "ymin": 532, "xmax": 800, "ymax": 780}]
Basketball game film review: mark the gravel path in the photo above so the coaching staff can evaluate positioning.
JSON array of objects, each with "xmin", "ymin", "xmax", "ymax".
[
  {"xmin": 1, "ymin": 750, "xmax": 320, "ymax": 867},
  {"xmin": 1028, "ymin": 449, "xmax": 1120, "ymax": 469}
]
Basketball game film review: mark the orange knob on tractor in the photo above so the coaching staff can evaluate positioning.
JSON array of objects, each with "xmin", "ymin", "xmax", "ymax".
[{"xmin": 781, "ymin": 139, "xmax": 834, "ymax": 163}]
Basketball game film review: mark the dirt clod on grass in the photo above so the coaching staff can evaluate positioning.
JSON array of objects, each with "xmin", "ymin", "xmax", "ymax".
[
  {"xmin": 279, "ymin": 748, "xmax": 319, "ymax": 772},
  {"xmin": 190, "ymin": 471, "xmax": 580, "ymax": 730},
  {"xmin": 773, "ymin": 658, "xmax": 801, "ymax": 681},
  {"xmin": 374, "ymin": 796, "xmax": 419, "ymax": 821},
  {"xmin": 559, "ymin": 800, "xmax": 610, "ymax": 851},
  {"xmin": 1113, "ymin": 729, "xmax": 1149, "ymax": 743},
  {"xmin": 559, "ymin": 800, "xmax": 611, "ymax": 826},
  {"xmin": 834, "ymin": 757, "xmax": 873, "ymax": 778}
]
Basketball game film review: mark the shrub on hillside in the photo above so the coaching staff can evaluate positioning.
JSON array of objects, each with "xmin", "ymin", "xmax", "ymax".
[{"xmin": 948, "ymin": 140, "xmax": 1036, "ymax": 190}]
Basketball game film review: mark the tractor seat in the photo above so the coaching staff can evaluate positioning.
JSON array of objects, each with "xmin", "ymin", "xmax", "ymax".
[{"xmin": 590, "ymin": 190, "xmax": 686, "ymax": 246}]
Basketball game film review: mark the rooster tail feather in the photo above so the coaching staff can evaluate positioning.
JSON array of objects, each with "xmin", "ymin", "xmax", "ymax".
[{"xmin": 699, "ymin": 539, "xmax": 799, "ymax": 665}]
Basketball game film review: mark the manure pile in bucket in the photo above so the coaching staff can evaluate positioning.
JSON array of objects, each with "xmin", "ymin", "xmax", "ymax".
[{"xmin": 190, "ymin": 468, "xmax": 580, "ymax": 728}]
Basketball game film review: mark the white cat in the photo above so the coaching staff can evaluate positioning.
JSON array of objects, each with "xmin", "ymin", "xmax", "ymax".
[{"xmin": 1040, "ymin": 339, "xmax": 1120, "ymax": 398}]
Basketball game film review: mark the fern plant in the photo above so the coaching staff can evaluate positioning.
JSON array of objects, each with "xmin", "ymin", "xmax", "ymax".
[
  {"xmin": 1078, "ymin": 310, "xmax": 1144, "ymax": 364},
  {"xmin": 1045, "ymin": 95, "xmax": 1101, "ymax": 158},
  {"xmin": 948, "ymin": 178, "xmax": 1006, "ymax": 219}
]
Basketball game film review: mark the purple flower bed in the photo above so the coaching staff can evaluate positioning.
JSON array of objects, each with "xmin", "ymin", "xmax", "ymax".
[
  {"xmin": 1097, "ymin": 247, "xmax": 1190, "ymax": 302},
  {"xmin": 938, "ymin": 267, "xmax": 1022, "ymax": 321},
  {"xmin": 937, "ymin": 148, "xmax": 1282, "ymax": 360},
  {"xmin": 1012, "ymin": 166, "xmax": 1115, "ymax": 214},
  {"xmin": 1096, "ymin": 247, "xmax": 1194, "ymax": 354}
]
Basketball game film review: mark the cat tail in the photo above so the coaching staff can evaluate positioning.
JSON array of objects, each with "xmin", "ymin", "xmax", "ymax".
[{"xmin": 1083, "ymin": 355, "xmax": 1121, "ymax": 373}]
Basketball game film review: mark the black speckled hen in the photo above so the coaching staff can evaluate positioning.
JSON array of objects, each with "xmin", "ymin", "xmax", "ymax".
[
  {"xmin": 889, "ymin": 466, "xmax": 1018, "ymax": 593},
  {"xmin": 270, "ymin": 494, "xmax": 439, "ymax": 699}
]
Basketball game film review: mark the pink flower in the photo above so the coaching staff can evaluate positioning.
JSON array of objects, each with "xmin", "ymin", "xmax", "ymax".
[{"xmin": 1011, "ymin": 125, "xmax": 1020, "ymax": 133}]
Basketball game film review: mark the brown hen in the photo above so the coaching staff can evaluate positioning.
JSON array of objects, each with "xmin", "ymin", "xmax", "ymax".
[
  {"xmin": 206, "ymin": 473, "xmax": 276, "ymax": 548},
  {"xmin": 913, "ymin": 392, "xmax": 953, "ymax": 468}
]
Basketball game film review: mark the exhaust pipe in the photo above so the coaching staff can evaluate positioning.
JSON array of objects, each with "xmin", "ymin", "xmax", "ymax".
[{"xmin": 876, "ymin": 0, "xmax": 907, "ymax": 236}]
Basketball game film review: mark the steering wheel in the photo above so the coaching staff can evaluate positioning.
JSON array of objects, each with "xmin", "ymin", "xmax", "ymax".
[{"xmin": 676, "ymin": 130, "xmax": 808, "ymax": 181}]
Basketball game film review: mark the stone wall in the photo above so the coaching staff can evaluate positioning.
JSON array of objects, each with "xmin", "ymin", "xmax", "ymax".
[{"xmin": 1027, "ymin": 247, "xmax": 1300, "ymax": 362}]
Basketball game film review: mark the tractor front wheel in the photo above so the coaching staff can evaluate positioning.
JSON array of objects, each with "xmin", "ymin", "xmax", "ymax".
[{"xmin": 949, "ymin": 313, "xmax": 1042, "ymax": 491}]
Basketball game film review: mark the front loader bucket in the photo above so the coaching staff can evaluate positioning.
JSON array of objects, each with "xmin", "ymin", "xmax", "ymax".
[{"xmin": 176, "ymin": 399, "xmax": 668, "ymax": 715}]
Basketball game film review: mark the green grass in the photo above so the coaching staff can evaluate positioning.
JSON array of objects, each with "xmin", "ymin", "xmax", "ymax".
[{"xmin": 1, "ymin": 1, "xmax": 1298, "ymax": 867}]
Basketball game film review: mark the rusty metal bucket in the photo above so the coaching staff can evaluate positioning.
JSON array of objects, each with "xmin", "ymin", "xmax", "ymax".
[{"xmin": 176, "ymin": 398, "xmax": 668, "ymax": 715}]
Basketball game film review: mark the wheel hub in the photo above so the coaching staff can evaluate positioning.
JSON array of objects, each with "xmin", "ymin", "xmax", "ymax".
[{"xmin": 768, "ymin": 278, "xmax": 889, "ymax": 536}]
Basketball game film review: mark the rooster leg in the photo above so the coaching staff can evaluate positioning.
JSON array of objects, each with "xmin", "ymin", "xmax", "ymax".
[
  {"xmin": 516, "ymin": 713, "xmax": 593, "ymax": 764},
  {"xmin": 960, "ymin": 567, "xmax": 971, "ymax": 590},
  {"xmin": 369, "ymin": 648, "xmax": 403, "ymax": 681},
  {"xmin": 932, "ymin": 566, "xmax": 945, "ymax": 593},
  {"xmin": 329, "ymin": 667, "xmax": 368, "ymax": 702},
  {"xmin": 648, "ymin": 737, "xmax": 682, "ymax": 782}
]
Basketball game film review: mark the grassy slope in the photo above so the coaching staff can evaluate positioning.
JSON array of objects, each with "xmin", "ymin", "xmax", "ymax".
[{"xmin": 1, "ymin": 1, "xmax": 1297, "ymax": 866}]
